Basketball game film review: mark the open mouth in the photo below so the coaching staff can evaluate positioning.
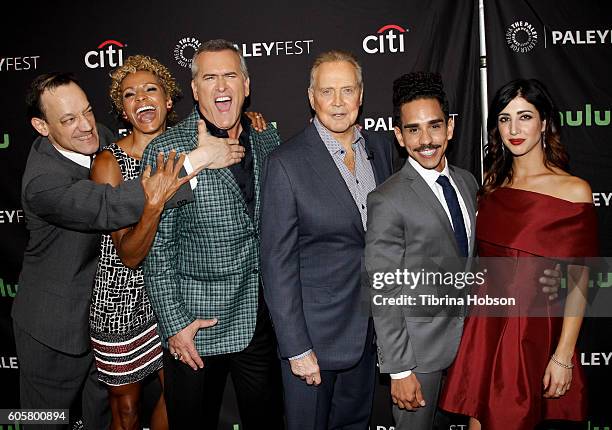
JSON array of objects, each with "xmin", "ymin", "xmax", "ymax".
[
  {"xmin": 135, "ymin": 105, "xmax": 157, "ymax": 123},
  {"xmin": 215, "ymin": 96, "xmax": 232, "ymax": 112}
]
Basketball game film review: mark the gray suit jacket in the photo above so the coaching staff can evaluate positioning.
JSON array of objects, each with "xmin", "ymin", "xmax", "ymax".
[
  {"xmin": 365, "ymin": 159, "xmax": 478, "ymax": 374},
  {"xmin": 261, "ymin": 124, "xmax": 395, "ymax": 370},
  {"xmin": 12, "ymin": 135, "xmax": 192, "ymax": 355}
]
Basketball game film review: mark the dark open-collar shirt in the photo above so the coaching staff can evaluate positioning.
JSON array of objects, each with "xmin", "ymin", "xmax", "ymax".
[{"xmin": 199, "ymin": 108, "xmax": 255, "ymax": 220}]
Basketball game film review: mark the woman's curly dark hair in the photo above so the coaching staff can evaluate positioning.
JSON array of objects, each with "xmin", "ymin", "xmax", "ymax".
[{"xmin": 109, "ymin": 55, "xmax": 181, "ymax": 125}]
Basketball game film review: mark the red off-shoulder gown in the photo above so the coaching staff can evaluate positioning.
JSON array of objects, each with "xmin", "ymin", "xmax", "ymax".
[{"xmin": 439, "ymin": 187, "xmax": 598, "ymax": 429}]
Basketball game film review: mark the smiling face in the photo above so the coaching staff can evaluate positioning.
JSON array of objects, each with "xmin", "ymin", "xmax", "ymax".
[
  {"xmin": 308, "ymin": 60, "xmax": 363, "ymax": 144},
  {"xmin": 394, "ymin": 97, "xmax": 453, "ymax": 172},
  {"xmin": 497, "ymin": 96, "xmax": 546, "ymax": 157},
  {"xmin": 31, "ymin": 82, "xmax": 99, "ymax": 155},
  {"xmin": 191, "ymin": 49, "xmax": 250, "ymax": 138},
  {"xmin": 120, "ymin": 70, "xmax": 172, "ymax": 136}
]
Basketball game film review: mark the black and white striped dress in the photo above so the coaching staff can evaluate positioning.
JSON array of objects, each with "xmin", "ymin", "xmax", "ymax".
[{"xmin": 89, "ymin": 143, "xmax": 162, "ymax": 386}]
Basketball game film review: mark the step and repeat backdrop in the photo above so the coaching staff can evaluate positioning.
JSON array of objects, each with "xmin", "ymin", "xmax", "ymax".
[{"xmin": 0, "ymin": 0, "xmax": 610, "ymax": 429}]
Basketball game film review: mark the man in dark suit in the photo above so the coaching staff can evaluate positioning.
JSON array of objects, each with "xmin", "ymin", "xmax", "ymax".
[
  {"xmin": 142, "ymin": 39, "xmax": 284, "ymax": 429},
  {"xmin": 12, "ymin": 72, "xmax": 243, "ymax": 429},
  {"xmin": 365, "ymin": 72, "xmax": 478, "ymax": 429},
  {"xmin": 261, "ymin": 51, "xmax": 395, "ymax": 429}
]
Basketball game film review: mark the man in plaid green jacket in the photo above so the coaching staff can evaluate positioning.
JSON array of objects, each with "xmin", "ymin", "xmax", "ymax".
[{"xmin": 142, "ymin": 39, "xmax": 284, "ymax": 429}]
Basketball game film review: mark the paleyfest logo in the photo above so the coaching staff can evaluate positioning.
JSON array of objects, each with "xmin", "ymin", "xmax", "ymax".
[
  {"xmin": 84, "ymin": 40, "xmax": 125, "ymax": 69},
  {"xmin": 362, "ymin": 24, "xmax": 409, "ymax": 54},
  {"xmin": 505, "ymin": 21, "xmax": 538, "ymax": 53},
  {"xmin": 174, "ymin": 37, "xmax": 201, "ymax": 68}
]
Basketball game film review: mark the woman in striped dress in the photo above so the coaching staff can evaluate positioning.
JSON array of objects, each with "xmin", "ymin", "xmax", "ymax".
[{"xmin": 89, "ymin": 55, "xmax": 181, "ymax": 430}]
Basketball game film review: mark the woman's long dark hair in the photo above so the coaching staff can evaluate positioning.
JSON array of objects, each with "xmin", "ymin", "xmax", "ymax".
[{"xmin": 481, "ymin": 78, "xmax": 568, "ymax": 196}]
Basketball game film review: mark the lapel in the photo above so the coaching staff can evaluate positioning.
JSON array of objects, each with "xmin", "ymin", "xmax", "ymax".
[
  {"xmin": 448, "ymin": 165, "xmax": 477, "ymax": 255},
  {"xmin": 302, "ymin": 123, "xmax": 363, "ymax": 234},
  {"xmin": 184, "ymin": 108, "xmax": 248, "ymax": 211},
  {"xmin": 400, "ymin": 160, "xmax": 460, "ymax": 256},
  {"xmin": 362, "ymin": 131, "xmax": 388, "ymax": 186},
  {"xmin": 251, "ymin": 127, "xmax": 266, "ymax": 229},
  {"xmin": 38, "ymin": 137, "xmax": 90, "ymax": 178}
]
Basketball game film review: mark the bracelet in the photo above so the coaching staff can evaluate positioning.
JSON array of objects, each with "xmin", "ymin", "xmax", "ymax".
[{"xmin": 550, "ymin": 354, "xmax": 574, "ymax": 369}]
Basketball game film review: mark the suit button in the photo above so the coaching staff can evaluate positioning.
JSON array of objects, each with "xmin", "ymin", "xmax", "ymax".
[{"xmin": 252, "ymin": 268, "xmax": 259, "ymax": 274}]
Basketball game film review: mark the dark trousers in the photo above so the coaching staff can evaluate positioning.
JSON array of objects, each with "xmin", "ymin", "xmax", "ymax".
[
  {"xmin": 13, "ymin": 322, "xmax": 110, "ymax": 430},
  {"xmin": 281, "ymin": 335, "xmax": 377, "ymax": 430},
  {"xmin": 163, "ymin": 307, "xmax": 284, "ymax": 430}
]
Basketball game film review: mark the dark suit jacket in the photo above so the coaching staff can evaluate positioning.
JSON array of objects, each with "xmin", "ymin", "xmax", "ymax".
[
  {"xmin": 365, "ymin": 160, "xmax": 479, "ymax": 374},
  {"xmin": 12, "ymin": 135, "xmax": 190, "ymax": 355},
  {"xmin": 261, "ymin": 123, "xmax": 395, "ymax": 370}
]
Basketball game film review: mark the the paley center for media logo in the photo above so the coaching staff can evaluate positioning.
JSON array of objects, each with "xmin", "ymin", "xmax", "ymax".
[
  {"xmin": 174, "ymin": 37, "xmax": 201, "ymax": 69},
  {"xmin": 505, "ymin": 21, "xmax": 539, "ymax": 53},
  {"xmin": 84, "ymin": 40, "xmax": 126, "ymax": 69},
  {"xmin": 362, "ymin": 24, "xmax": 409, "ymax": 54},
  {"xmin": 506, "ymin": 20, "xmax": 612, "ymax": 53}
]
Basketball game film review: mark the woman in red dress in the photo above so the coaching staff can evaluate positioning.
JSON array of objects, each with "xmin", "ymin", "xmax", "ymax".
[{"xmin": 439, "ymin": 78, "xmax": 598, "ymax": 429}]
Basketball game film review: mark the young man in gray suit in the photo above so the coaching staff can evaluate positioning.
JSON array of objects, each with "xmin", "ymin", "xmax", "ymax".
[
  {"xmin": 365, "ymin": 72, "xmax": 478, "ymax": 429},
  {"xmin": 13, "ymin": 72, "xmax": 243, "ymax": 429}
]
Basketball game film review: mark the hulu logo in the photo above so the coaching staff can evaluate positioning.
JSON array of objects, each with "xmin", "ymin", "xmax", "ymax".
[
  {"xmin": 0, "ymin": 424, "xmax": 23, "ymax": 430},
  {"xmin": 560, "ymin": 272, "xmax": 612, "ymax": 290},
  {"xmin": 0, "ymin": 278, "xmax": 18, "ymax": 297},
  {"xmin": 0, "ymin": 133, "xmax": 8, "ymax": 149},
  {"xmin": 588, "ymin": 421, "xmax": 610, "ymax": 430},
  {"xmin": 559, "ymin": 104, "xmax": 610, "ymax": 127}
]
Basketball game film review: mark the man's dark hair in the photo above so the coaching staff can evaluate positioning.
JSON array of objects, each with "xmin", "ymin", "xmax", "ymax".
[
  {"xmin": 26, "ymin": 72, "xmax": 79, "ymax": 120},
  {"xmin": 392, "ymin": 71, "xmax": 449, "ymax": 127},
  {"xmin": 191, "ymin": 39, "xmax": 248, "ymax": 80}
]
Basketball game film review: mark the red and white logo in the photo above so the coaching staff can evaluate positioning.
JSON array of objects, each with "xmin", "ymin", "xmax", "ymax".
[
  {"xmin": 84, "ymin": 40, "xmax": 125, "ymax": 69},
  {"xmin": 362, "ymin": 24, "xmax": 408, "ymax": 54}
]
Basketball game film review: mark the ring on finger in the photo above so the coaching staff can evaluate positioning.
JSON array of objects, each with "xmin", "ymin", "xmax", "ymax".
[{"xmin": 172, "ymin": 351, "xmax": 180, "ymax": 360}]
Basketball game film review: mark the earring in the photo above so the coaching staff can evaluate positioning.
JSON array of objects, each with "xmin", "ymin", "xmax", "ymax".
[{"xmin": 542, "ymin": 131, "xmax": 547, "ymax": 149}]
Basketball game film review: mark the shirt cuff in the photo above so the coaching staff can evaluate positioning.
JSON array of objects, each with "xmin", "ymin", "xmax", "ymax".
[
  {"xmin": 390, "ymin": 370, "xmax": 413, "ymax": 379},
  {"xmin": 183, "ymin": 156, "xmax": 198, "ymax": 190},
  {"xmin": 289, "ymin": 349, "xmax": 313, "ymax": 360}
]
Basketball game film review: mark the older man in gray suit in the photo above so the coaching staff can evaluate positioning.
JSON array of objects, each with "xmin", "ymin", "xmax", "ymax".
[{"xmin": 365, "ymin": 72, "xmax": 478, "ymax": 429}]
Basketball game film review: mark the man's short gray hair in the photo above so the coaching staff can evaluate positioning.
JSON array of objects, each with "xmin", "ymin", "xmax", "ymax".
[
  {"xmin": 191, "ymin": 39, "xmax": 249, "ymax": 80},
  {"xmin": 309, "ymin": 50, "xmax": 363, "ymax": 90}
]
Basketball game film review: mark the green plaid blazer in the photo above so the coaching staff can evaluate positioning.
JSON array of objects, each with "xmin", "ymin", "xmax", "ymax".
[{"xmin": 142, "ymin": 108, "xmax": 280, "ymax": 356}]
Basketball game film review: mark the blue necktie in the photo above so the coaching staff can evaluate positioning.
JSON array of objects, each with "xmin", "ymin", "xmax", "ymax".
[{"xmin": 436, "ymin": 175, "xmax": 468, "ymax": 257}]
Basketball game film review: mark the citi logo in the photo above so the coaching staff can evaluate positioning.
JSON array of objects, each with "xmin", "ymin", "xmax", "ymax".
[
  {"xmin": 362, "ymin": 24, "xmax": 409, "ymax": 54},
  {"xmin": 559, "ymin": 104, "xmax": 610, "ymax": 127},
  {"xmin": 0, "ymin": 133, "xmax": 8, "ymax": 149},
  {"xmin": 84, "ymin": 40, "xmax": 125, "ymax": 69},
  {"xmin": 0, "ymin": 278, "xmax": 18, "ymax": 298}
]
